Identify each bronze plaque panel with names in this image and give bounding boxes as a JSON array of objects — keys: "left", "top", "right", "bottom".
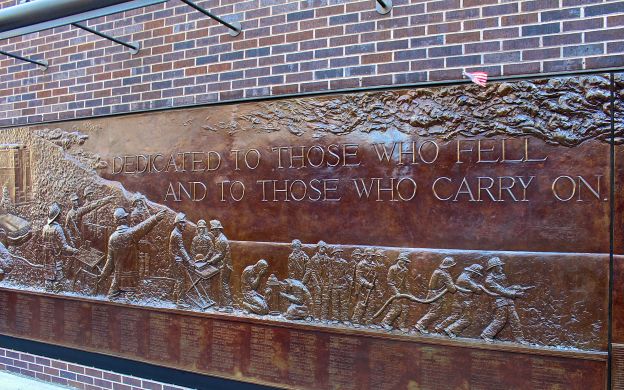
[
  {"left": 0, "top": 74, "right": 621, "bottom": 389},
  {"left": 0, "top": 289, "right": 608, "bottom": 389}
]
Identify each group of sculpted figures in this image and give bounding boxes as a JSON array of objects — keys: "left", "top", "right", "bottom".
[
  {"left": 31, "top": 187, "right": 532, "bottom": 344},
  {"left": 40, "top": 190, "right": 235, "bottom": 310},
  {"left": 241, "top": 240, "right": 533, "bottom": 343}
]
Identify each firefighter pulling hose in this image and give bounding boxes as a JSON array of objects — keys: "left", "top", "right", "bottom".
[{"left": 372, "top": 284, "right": 507, "bottom": 320}]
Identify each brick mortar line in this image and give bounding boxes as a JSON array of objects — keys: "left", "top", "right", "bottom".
[
  {"left": 6, "top": 12, "right": 624, "bottom": 54},
  {"left": 0, "top": 56, "right": 619, "bottom": 108},
  {"left": 0, "top": 347, "right": 188, "bottom": 390},
  {"left": 5, "top": 38, "right": 618, "bottom": 83},
  {"left": 8, "top": 53, "right": 621, "bottom": 112},
  {"left": 2, "top": 4, "right": 623, "bottom": 49},
  {"left": 2, "top": 22, "right": 622, "bottom": 73}
]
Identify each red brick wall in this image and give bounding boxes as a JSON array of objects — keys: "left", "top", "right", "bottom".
[
  {"left": 0, "top": 0, "right": 623, "bottom": 126},
  {"left": 0, "top": 347, "right": 189, "bottom": 390}
]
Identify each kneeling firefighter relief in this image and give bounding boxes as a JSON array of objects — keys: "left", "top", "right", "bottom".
[{"left": 0, "top": 74, "right": 622, "bottom": 388}]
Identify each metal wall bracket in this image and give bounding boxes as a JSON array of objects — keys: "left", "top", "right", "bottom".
[
  {"left": 0, "top": 49, "right": 48, "bottom": 70},
  {"left": 376, "top": 0, "right": 392, "bottom": 14},
  {"left": 0, "top": 0, "right": 167, "bottom": 41},
  {"left": 180, "top": 0, "right": 241, "bottom": 37},
  {"left": 72, "top": 23, "right": 140, "bottom": 54}
]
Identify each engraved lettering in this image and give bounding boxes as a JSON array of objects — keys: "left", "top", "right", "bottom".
[
  {"left": 343, "top": 144, "right": 360, "bottom": 167},
  {"left": 152, "top": 153, "right": 165, "bottom": 172},
  {"left": 245, "top": 149, "right": 261, "bottom": 170},
  {"left": 419, "top": 140, "right": 439, "bottom": 164},
  {"left": 453, "top": 177, "right": 476, "bottom": 202},
  {"left": 164, "top": 182, "right": 180, "bottom": 202},
  {"left": 432, "top": 176, "right": 453, "bottom": 201},
  {"left": 190, "top": 181, "right": 207, "bottom": 202},
  {"left": 552, "top": 175, "right": 576, "bottom": 201},
  {"left": 501, "top": 138, "right": 524, "bottom": 163},
  {"left": 326, "top": 144, "right": 341, "bottom": 167},
  {"left": 231, "top": 149, "right": 241, "bottom": 171},
  {"left": 516, "top": 175, "right": 534, "bottom": 201},
  {"left": 307, "top": 145, "right": 325, "bottom": 168},
  {"left": 112, "top": 156, "right": 123, "bottom": 174},
  {"left": 477, "top": 176, "right": 497, "bottom": 201},
  {"left": 191, "top": 151, "right": 205, "bottom": 172},
  {"left": 372, "top": 143, "right": 397, "bottom": 163},
  {"left": 456, "top": 140, "right": 474, "bottom": 164},
  {"left": 352, "top": 178, "right": 375, "bottom": 199},
  {"left": 524, "top": 138, "right": 548, "bottom": 162},
  {"left": 396, "top": 177, "right": 417, "bottom": 201},
  {"left": 220, "top": 180, "right": 245, "bottom": 202},
  {"left": 577, "top": 175, "right": 602, "bottom": 201},
  {"left": 477, "top": 140, "right": 500, "bottom": 163},
  {"left": 290, "top": 146, "right": 305, "bottom": 168},
  {"left": 552, "top": 175, "right": 602, "bottom": 201},
  {"left": 498, "top": 176, "right": 519, "bottom": 201},
  {"left": 271, "top": 146, "right": 288, "bottom": 169}
]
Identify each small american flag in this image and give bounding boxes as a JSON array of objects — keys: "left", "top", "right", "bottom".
[{"left": 462, "top": 70, "right": 488, "bottom": 87}]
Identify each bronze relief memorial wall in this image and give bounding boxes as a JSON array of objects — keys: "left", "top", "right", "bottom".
[{"left": 0, "top": 74, "right": 621, "bottom": 389}]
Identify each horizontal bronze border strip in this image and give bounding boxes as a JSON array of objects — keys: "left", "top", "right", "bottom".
[{"left": 0, "top": 286, "right": 608, "bottom": 362}]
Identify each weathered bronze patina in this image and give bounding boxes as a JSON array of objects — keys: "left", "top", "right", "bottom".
[{"left": 0, "top": 74, "right": 621, "bottom": 389}]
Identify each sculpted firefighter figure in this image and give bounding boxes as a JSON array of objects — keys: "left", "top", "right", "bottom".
[
  {"left": 208, "top": 220, "right": 233, "bottom": 312},
  {"left": 65, "top": 190, "right": 113, "bottom": 248},
  {"left": 82, "top": 187, "right": 101, "bottom": 225},
  {"left": 190, "top": 219, "right": 214, "bottom": 264},
  {"left": 42, "top": 203, "right": 78, "bottom": 291},
  {"left": 98, "top": 207, "right": 165, "bottom": 299},
  {"left": 241, "top": 259, "right": 270, "bottom": 315},
  {"left": 82, "top": 187, "right": 112, "bottom": 249},
  {"left": 437, "top": 264, "right": 484, "bottom": 338},
  {"left": 329, "top": 248, "right": 353, "bottom": 323},
  {"left": 287, "top": 239, "right": 309, "bottom": 281},
  {"left": 130, "top": 193, "right": 150, "bottom": 226},
  {"left": 415, "top": 256, "right": 458, "bottom": 334},
  {"left": 381, "top": 253, "right": 412, "bottom": 331},
  {"left": 480, "top": 257, "right": 530, "bottom": 343},
  {"left": 0, "top": 229, "right": 12, "bottom": 281},
  {"left": 170, "top": 212, "right": 192, "bottom": 308},
  {"left": 280, "top": 278, "right": 312, "bottom": 320},
  {"left": 130, "top": 193, "right": 153, "bottom": 277},
  {"left": 352, "top": 248, "right": 377, "bottom": 326},
  {"left": 302, "top": 241, "right": 331, "bottom": 320}
]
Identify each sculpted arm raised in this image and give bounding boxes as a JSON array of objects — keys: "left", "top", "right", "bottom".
[
  {"left": 485, "top": 275, "right": 519, "bottom": 298},
  {"left": 76, "top": 195, "right": 115, "bottom": 218},
  {"left": 128, "top": 210, "right": 166, "bottom": 242}
]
